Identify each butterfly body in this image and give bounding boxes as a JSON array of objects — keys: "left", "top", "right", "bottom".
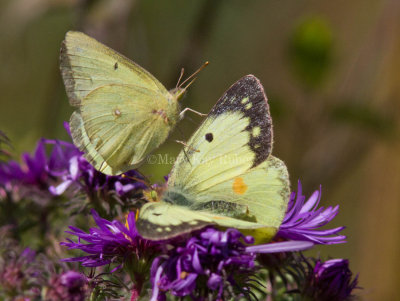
[
  {"left": 61, "top": 31, "right": 182, "bottom": 175},
  {"left": 136, "top": 75, "right": 290, "bottom": 243}
]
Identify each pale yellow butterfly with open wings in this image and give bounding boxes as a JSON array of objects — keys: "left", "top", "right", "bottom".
[{"left": 136, "top": 75, "right": 290, "bottom": 243}]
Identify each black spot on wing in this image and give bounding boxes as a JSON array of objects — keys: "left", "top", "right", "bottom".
[
  {"left": 114, "top": 62, "right": 118, "bottom": 70},
  {"left": 209, "top": 75, "right": 272, "bottom": 167},
  {"left": 205, "top": 133, "right": 213, "bottom": 142}
]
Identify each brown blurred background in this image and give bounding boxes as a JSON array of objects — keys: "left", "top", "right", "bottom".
[{"left": 0, "top": 0, "right": 399, "bottom": 299}]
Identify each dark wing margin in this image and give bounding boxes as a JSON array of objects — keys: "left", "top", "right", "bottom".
[
  {"left": 209, "top": 75, "right": 272, "bottom": 168},
  {"left": 136, "top": 203, "right": 211, "bottom": 241},
  {"left": 136, "top": 218, "right": 210, "bottom": 241}
]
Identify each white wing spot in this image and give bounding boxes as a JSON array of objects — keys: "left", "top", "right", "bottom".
[
  {"left": 241, "top": 97, "right": 249, "bottom": 104},
  {"left": 165, "top": 227, "right": 171, "bottom": 232},
  {"left": 156, "top": 227, "right": 163, "bottom": 232},
  {"left": 189, "top": 221, "right": 198, "bottom": 225},
  {"left": 252, "top": 126, "right": 261, "bottom": 137},
  {"left": 245, "top": 103, "right": 253, "bottom": 110}
]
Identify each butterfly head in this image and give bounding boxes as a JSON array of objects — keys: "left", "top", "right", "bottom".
[
  {"left": 142, "top": 183, "right": 168, "bottom": 203},
  {"left": 170, "top": 61, "right": 209, "bottom": 102},
  {"left": 169, "top": 87, "right": 187, "bottom": 102}
]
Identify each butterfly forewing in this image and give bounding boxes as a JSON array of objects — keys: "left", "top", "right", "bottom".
[
  {"left": 168, "top": 75, "right": 272, "bottom": 190},
  {"left": 60, "top": 31, "right": 169, "bottom": 105}
]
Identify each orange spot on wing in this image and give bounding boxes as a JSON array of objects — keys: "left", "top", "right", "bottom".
[{"left": 233, "top": 177, "right": 248, "bottom": 195}]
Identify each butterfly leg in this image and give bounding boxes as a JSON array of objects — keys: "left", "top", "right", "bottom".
[
  {"left": 175, "top": 140, "right": 200, "bottom": 152},
  {"left": 179, "top": 108, "right": 207, "bottom": 120}
]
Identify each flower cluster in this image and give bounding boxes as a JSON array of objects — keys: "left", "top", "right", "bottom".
[
  {"left": 151, "top": 228, "right": 257, "bottom": 300},
  {"left": 49, "top": 125, "right": 146, "bottom": 203},
  {"left": 62, "top": 210, "right": 159, "bottom": 269},
  {"left": 0, "top": 138, "right": 78, "bottom": 203},
  {"left": 0, "top": 129, "right": 359, "bottom": 300},
  {"left": 60, "top": 179, "right": 353, "bottom": 300},
  {"left": 0, "top": 124, "right": 146, "bottom": 216}
]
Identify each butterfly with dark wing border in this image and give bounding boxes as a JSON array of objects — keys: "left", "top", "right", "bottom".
[{"left": 136, "top": 75, "right": 290, "bottom": 243}]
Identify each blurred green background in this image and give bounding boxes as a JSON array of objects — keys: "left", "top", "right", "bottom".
[{"left": 1, "top": 0, "right": 399, "bottom": 299}]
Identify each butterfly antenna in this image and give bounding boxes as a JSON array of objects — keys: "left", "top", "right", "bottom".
[
  {"left": 134, "top": 169, "right": 152, "bottom": 185},
  {"left": 121, "top": 174, "right": 151, "bottom": 188},
  {"left": 181, "top": 77, "right": 197, "bottom": 92},
  {"left": 178, "top": 61, "right": 209, "bottom": 90},
  {"left": 176, "top": 68, "right": 185, "bottom": 89}
]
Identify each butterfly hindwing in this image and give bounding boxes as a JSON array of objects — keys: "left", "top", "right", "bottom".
[
  {"left": 191, "top": 155, "right": 290, "bottom": 242},
  {"left": 191, "top": 156, "right": 289, "bottom": 225},
  {"left": 136, "top": 202, "right": 212, "bottom": 240},
  {"left": 70, "top": 84, "right": 176, "bottom": 174},
  {"left": 137, "top": 201, "right": 273, "bottom": 241},
  {"left": 139, "top": 156, "right": 289, "bottom": 241}
]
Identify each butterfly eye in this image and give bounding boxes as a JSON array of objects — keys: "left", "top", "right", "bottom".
[{"left": 205, "top": 133, "right": 213, "bottom": 142}]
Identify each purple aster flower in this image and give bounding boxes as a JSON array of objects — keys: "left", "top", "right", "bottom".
[
  {"left": 150, "top": 227, "right": 258, "bottom": 301},
  {"left": 62, "top": 209, "right": 158, "bottom": 267},
  {"left": 45, "top": 271, "right": 88, "bottom": 301},
  {"left": 277, "top": 180, "right": 346, "bottom": 245},
  {"left": 0, "top": 138, "right": 78, "bottom": 203},
  {"left": 49, "top": 123, "right": 147, "bottom": 206},
  {"left": 49, "top": 149, "right": 145, "bottom": 201},
  {"left": 62, "top": 209, "right": 160, "bottom": 296},
  {"left": 0, "top": 122, "right": 145, "bottom": 206},
  {"left": 302, "top": 258, "right": 359, "bottom": 301}
]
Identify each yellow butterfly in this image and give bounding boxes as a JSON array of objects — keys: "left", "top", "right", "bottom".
[
  {"left": 136, "top": 75, "right": 290, "bottom": 243},
  {"left": 60, "top": 31, "right": 205, "bottom": 175}
]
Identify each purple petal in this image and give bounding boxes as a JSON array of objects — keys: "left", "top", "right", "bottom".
[
  {"left": 245, "top": 240, "right": 314, "bottom": 253},
  {"left": 278, "top": 180, "right": 346, "bottom": 245}
]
